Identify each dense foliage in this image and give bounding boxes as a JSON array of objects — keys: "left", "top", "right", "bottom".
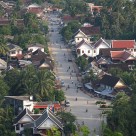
[
  {"left": 63, "top": 0, "right": 88, "bottom": 17},
  {"left": 61, "top": 20, "right": 81, "bottom": 41},
  {"left": 90, "top": 0, "right": 136, "bottom": 39},
  {"left": 76, "top": 56, "right": 88, "bottom": 71}
]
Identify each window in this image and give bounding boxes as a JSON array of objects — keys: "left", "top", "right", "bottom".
[
  {"left": 77, "top": 49, "right": 80, "bottom": 54},
  {"left": 21, "top": 124, "right": 23, "bottom": 127},
  {"left": 16, "top": 125, "right": 19, "bottom": 130},
  {"left": 82, "top": 50, "right": 84, "bottom": 53},
  {"left": 11, "top": 51, "right": 16, "bottom": 54},
  {"left": 88, "top": 50, "right": 90, "bottom": 53}
]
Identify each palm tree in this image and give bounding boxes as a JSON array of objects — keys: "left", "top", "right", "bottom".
[
  {"left": 35, "top": 70, "right": 55, "bottom": 101},
  {"left": 0, "top": 36, "right": 9, "bottom": 56}
]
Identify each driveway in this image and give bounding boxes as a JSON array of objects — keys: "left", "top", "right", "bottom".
[{"left": 47, "top": 12, "right": 104, "bottom": 136}]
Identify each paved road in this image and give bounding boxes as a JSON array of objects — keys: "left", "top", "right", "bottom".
[{"left": 47, "top": 12, "right": 104, "bottom": 136}]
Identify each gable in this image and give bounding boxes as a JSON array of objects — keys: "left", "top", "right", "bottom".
[
  {"left": 114, "top": 80, "right": 126, "bottom": 88},
  {"left": 77, "top": 42, "right": 92, "bottom": 50},
  {"left": 39, "top": 62, "right": 50, "bottom": 68},
  {"left": 75, "top": 31, "right": 87, "bottom": 38},
  {"left": 96, "top": 41, "right": 109, "bottom": 49},
  {"left": 127, "top": 55, "right": 136, "bottom": 60},
  {"left": 18, "top": 114, "right": 33, "bottom": 123},
  {"left": 38, "top": 118, "right": 57, "bottom": 129}
]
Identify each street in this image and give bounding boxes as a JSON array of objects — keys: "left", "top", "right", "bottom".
[{"left": 47, "top": 12, "right": 103, "bottom": 135}]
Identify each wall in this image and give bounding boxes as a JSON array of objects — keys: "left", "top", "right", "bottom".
[
  {"left": 94, "top": 42, "right": 110, "bottom": 57},
  {"left": 23, "top": 100, "right": 34, "bottom": 112},
  {"left": 9, "top": 50, "right": 22, "bottom": 57},
  {"left": 39, "top": 118, "right": 57, "bottom": 129},
  {"left": 77, "top": 43, "right": 93, "bottom": 57},
  {"left": 75, "top": 32, "right": 90, "bottom": 44}
]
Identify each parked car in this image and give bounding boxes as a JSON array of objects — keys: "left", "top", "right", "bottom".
[
  {"left": 61, "top": 81, "right": 65, "bottom": 87},
  {"left": 77, "top": 83, "right": 82, "bottom": 89},
  {"left": 68, "top": 58, "right": 72, "bottom": 62},
  {"left": 65, "top": 100, "right": 70, "bottom": 107}
]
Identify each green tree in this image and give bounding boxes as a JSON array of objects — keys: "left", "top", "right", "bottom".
[
  {"left": 80, "top": 125, "right": 90, "bottom": 136},
  {"left": 54, "top": 90, "right": 65, "bottom": 102},
  {"left": 35, "top": 70, "right": 55, "bottom": 101},
  {"left": 0, "top": 36, "right": 9, "bottom": 56},
  {"left": 76, "top": 56, "right": 88, "bottom": 71}
]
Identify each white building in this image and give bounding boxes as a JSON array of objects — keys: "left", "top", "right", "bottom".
[
  {"left": 27, "top": 43, "right": 45, "bottom": 52},
  {"left": 76, "top": 38, "right": 110, "bottom": 57},
  {"left": 7, "top": 43, "right": 22, "bottom": 58}
]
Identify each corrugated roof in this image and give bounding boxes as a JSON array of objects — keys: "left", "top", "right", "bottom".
[
  {"left": 80, "top": 26, "right": 101, "bottom": 36},
  {"left": 14, "top": 108, "right": 33, "bottom": 125},
  {"left": 100, "top": 74, "right": 120, "bottom": 87}
]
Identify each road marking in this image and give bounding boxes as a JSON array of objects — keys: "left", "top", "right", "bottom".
[{"left": 77, "top": 117, "right": 102, "bottom": 120}]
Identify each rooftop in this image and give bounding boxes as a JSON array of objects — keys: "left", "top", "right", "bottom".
[
  {"left": 80, "top": 26, "right": 101, "bottom": 36},
  {"left": 5, "top": 96, "right": 30, "bottom": 101},
  {"left": 112, "top": 40, "right": 135, "bottom": 49}
]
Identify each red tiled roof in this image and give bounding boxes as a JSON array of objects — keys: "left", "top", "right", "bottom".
[
  {"left": 80, "top": 26, "right": 101, "bottom": 36},
  {"left": 110, "top": 51, "right": 135, "bottom": 61},
  {"left": 28, "top": 8, "right": 42, "bottom": 14},
  {"left": 62, "top": 15, "right": 79, "bottom": 22},
  {"left": 16, "top": 54, "right": 24, "bottom": 60},
  {"left": 16, "top": 19, "right": 24, "bottom": 26},
  {"left": 0, "top": 18, "right": 11, "bottom": 25},
  {"left": 112, "top": 40, "right": 135, "bottom": 49}
]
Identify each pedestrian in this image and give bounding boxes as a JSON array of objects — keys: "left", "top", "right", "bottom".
[
  {"left": 86, "top": 109, "right": 88, "bottom": 112},
  {"left": 67, "top": 69, "right": 68, "bottom": 72},
  {"left": 64, "top": 53, "right": 65, "bottom": 56},
  {"left": 75, "top": 83, "right": 76, "bottom": 86},
  {"left": 69, "top": 66, "right": 70, "bottom": 69},
  {"left": 72, "top": 81, "right": 73, "bottom": 84}
]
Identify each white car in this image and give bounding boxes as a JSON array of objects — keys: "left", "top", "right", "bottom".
[{"left": 65, "top": 100, "right": 70, "bottom": 107}]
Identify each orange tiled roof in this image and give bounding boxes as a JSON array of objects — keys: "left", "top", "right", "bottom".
[
  {"left": 110, "top": 51, "right": 135, "bottom": 61},
  {"left": 112, "top": 40, "right": 135, "bottom": 49}
]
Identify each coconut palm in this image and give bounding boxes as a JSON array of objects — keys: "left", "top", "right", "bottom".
[
  {"left": 35, "top": 70, "right": 55, "bottom": 101},
  {"left": 0, "top": 36, "right": 9, "bottom": 56}
]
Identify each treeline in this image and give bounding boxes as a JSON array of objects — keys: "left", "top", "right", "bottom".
[{"left": 91, "top": 0, "right": 136, "bottom": 39}]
